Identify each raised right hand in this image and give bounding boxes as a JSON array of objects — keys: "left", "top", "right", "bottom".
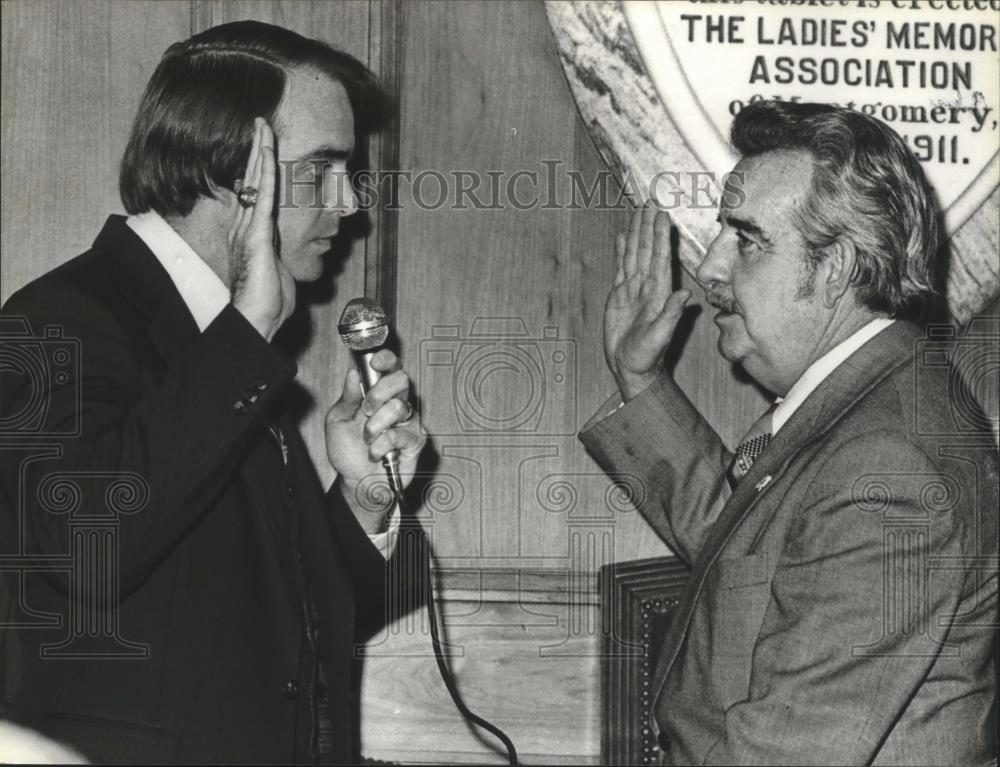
[
  {"left": 229, "top": 118, "right": 295, "bottom": 342},
  {"left": 604, "top": 204, "right": 690, "bottom": 401}
]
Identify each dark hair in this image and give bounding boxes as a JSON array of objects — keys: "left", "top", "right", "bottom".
[
  {"left": 730, "top": 101, "right": 939, "bottom": 318},
  {"left": 119, "top": 20, "right": 386, "bottom": 217}
]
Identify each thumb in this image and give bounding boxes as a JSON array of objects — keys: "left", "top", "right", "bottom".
[
  {"left": 650, "top": 289, "right": 691, "bottom": 339},
  {"left": 276, "top": 261, "right": 297, "bottom": 329},
  {"left": 328, "top": 367, "right": 363, "bottom": 422}
]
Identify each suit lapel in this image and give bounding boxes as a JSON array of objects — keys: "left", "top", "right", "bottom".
[
  {"left": 101, "top": 215, "right": 202, "bottom": 367},
  {"left": 650, "top": 321, "right": 921, "bottom": 704},
  {"left": 100, "top": 216, "right": 303, "bottom": 605}
]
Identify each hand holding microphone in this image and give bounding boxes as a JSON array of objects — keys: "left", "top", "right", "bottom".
[
  {"left": 335, "top": 303, "right": 518, "bottom": 766},
  {"left": 326, "top": 298, "right": 425, "bottom": 528}
]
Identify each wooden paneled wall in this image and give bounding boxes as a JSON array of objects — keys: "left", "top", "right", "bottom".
[
  {"left": 1, "top": 0, "right": 190, "bottom": 297},
  {"left": 0, "top": 0, "right": 376, "bottom": 492},
  {"left": 0, "top": 1, "right": 775, "bottom": 763},
  {"left": 0, "top": 0, "right": 769, "bottom": 575},
  {"left": 361, "top": 568, "right": 603, "bottom": 765}
]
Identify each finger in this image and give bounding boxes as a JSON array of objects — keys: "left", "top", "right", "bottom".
[
  {"left": 639, "top": 274, "right": 672, "bottom": 325},
  {"left": 362, "top": 370, "right": 410, "bottom": 413},
  {"left": 614, "top": 233, "right": 626, "bottom": 286},
  {"left": 234, "top": 124, "right": 263, "bottom": 236},
  {"left": 650, "top": 289, "right": 691, "bottom": 337},
  {"left": 243, "top": 118, "right": 262, "bottom": 187},
  {"left": 368, "top": 349, "right": 401, "bottom": 375},
  {"left": 635, "top": 204, "right": 656, "bottom": 275},
  {"left": 243, "top": 136, "right": 276, "bottom": 251},
  {"left": 276, "top": 258, "right": 297, "bottom": 326},
  {"left": 650, "top": 210, "right": 672, "bottom": 284},
  {"left": 624, "top": 206, "right": 642, "bottom": 276},
  {"left": 241, "top": 120, "right": 271, "bottom": 244},
  {"left": 251, "top": 119, "right": 270, "bottom": 191},
  {"left": 368, "top": 425, "right": 425, "bottom": 463},
  {"left": 228, "top": 202, "right": 243, "bottom": 246},
  {"left": 231, "top": 120, "right": 262, "bottom": 237},
  {"left": 398, "top": 426, "right": 427, "bottom": 459},
  {"left": 624, "top": 269, "right": 644, "bottom": 302},
  {"left": 363, "top": 397, "right": 412, "bottom": 444},
  {"left": 327, "top": 368, "right": 364, "bottom": 422},
  {"left": 255, "top": 123, "right": 276, "bottom": 215}
]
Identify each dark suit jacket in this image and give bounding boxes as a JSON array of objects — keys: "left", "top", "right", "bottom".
[
  {"left": 0, "top": 216, "right": 393, "bottom": 763},
  {"left": 581, "top": 321, "right": 997, "bottom": 765}
]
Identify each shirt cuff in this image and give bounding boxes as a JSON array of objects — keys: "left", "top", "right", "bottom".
[{"left": 367, "top": 502, "right": 401, "bottom": 560}]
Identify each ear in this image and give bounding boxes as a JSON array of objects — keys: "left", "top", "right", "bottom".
[
  {"left": 817, "top": 238, "right": 856, "bottom": 309},
  {"left": 206, "top": 175, "right": 241, "bottom": 210}
]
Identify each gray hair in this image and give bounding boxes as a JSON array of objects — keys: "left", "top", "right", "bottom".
[{"left": 731, "top": 101, "right": 939, "bottom": 318}]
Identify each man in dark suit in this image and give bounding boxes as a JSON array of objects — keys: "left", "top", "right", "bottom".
[
  {"left": 581, "top": 101, "right": 997, "bottom": 764},
  {"left": 0, "top": 21, "right": 425, "bottom": 763}
]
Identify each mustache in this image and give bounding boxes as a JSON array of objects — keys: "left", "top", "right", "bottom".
[{"left": 705, "top": 289, "right": 738, "bottom": 313}]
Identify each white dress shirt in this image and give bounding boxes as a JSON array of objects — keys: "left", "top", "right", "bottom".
[
  {"left": 601, "top": 317, "right": 895, "bottom": 442},
  {"left": 771, "top": 317, "right": 895, "bottom": 434},
  {"left": 126, "top": 211, "right": 398, "bottom": 557}
]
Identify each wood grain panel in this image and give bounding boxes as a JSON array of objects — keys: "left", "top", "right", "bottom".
[
  {"left": 194, "top": 0, "right": 371, "bottom": 34},
  {"left": 394, "top": 0, "right": 670, "bottom": 569},
  {"left": 360, "top": 568, "right": 602, "bottom": 764},
  {"left": 0, "top": 0, "right": 189, "bottom": 302}
]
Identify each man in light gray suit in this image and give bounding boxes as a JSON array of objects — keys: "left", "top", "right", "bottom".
[{"left": 580, "top": 101, "right": 997, "bottom": 765}]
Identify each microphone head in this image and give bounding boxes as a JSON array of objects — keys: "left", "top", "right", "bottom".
[{"left": 338, "top": 297, "right": 389, "bottom": 351}]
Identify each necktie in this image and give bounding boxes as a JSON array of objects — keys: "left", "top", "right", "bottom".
[{"left": 729, "top": 403, "right": 777, "bottom": 484}]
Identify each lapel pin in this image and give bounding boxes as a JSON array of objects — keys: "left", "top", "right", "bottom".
[{"left": 755, "top": 475, "right": 773, "bottom": 493}]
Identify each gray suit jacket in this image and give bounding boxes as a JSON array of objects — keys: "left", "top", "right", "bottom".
[{"left": 580, "top": 321, "right": 997, "bottom": 765}]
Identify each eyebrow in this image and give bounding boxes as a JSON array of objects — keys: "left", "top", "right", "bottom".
[
  {"left": 293, "top": 145, "right": 354, "bottom": 164},
  {"left": 717, "top": 212, "right": 773, "bottom": 247}
]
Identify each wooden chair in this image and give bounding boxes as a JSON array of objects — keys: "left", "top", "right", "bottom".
[{"left": 599, "top": 557, "right": 690, "bottom": 766}]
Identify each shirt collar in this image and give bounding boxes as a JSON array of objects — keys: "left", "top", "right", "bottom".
[
  {"left": 771, "top": 317, "right": 895, "bottom": 434},
  {"left": 126, "top": 211, "right": 230, "bottom": 332}
]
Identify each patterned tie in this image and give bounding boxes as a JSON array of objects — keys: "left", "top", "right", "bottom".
[{"left": 729, "top": 403, "right": 777, "bottom": 484}]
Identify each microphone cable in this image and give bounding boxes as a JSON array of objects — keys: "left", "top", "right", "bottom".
[
  {"left": 338, "top": 298, "right": 517, "bottom": 764},
  {"left": 391, "top": 488, "right": 519, "bottom": 766}
]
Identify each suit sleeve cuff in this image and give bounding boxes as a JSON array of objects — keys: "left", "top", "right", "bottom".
[{"left": 367, "top": 503, "right": 401, "bottom": 560}]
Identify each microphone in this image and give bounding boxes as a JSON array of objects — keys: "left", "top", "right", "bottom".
[
  {"left": 338, "top": 305, "right": 519, "bottom": 766},
  {"left": 337, "top": 297, "right": 403, "bottom": 497}
]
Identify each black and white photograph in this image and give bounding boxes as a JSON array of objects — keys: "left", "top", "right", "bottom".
[{"left": 1, "top": 1, "right": 997, "bottom": 764}]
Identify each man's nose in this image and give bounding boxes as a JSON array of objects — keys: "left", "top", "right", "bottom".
[
  {"left": 696, "top": 234, "right": 732, "bottom": 289},
  {"left": 326, "top": 172, "right": 359, "bottom": 217}
]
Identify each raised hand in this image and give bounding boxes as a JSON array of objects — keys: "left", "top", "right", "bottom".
[
  {"left": 604, "top": 204, "right": 690, "bottom": 400},
  {"left": 229, "top": 118, "right": 296, "bottom": 341},
  {"left": 324, "top": 350, "right": 427, "bottom": 532}
]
